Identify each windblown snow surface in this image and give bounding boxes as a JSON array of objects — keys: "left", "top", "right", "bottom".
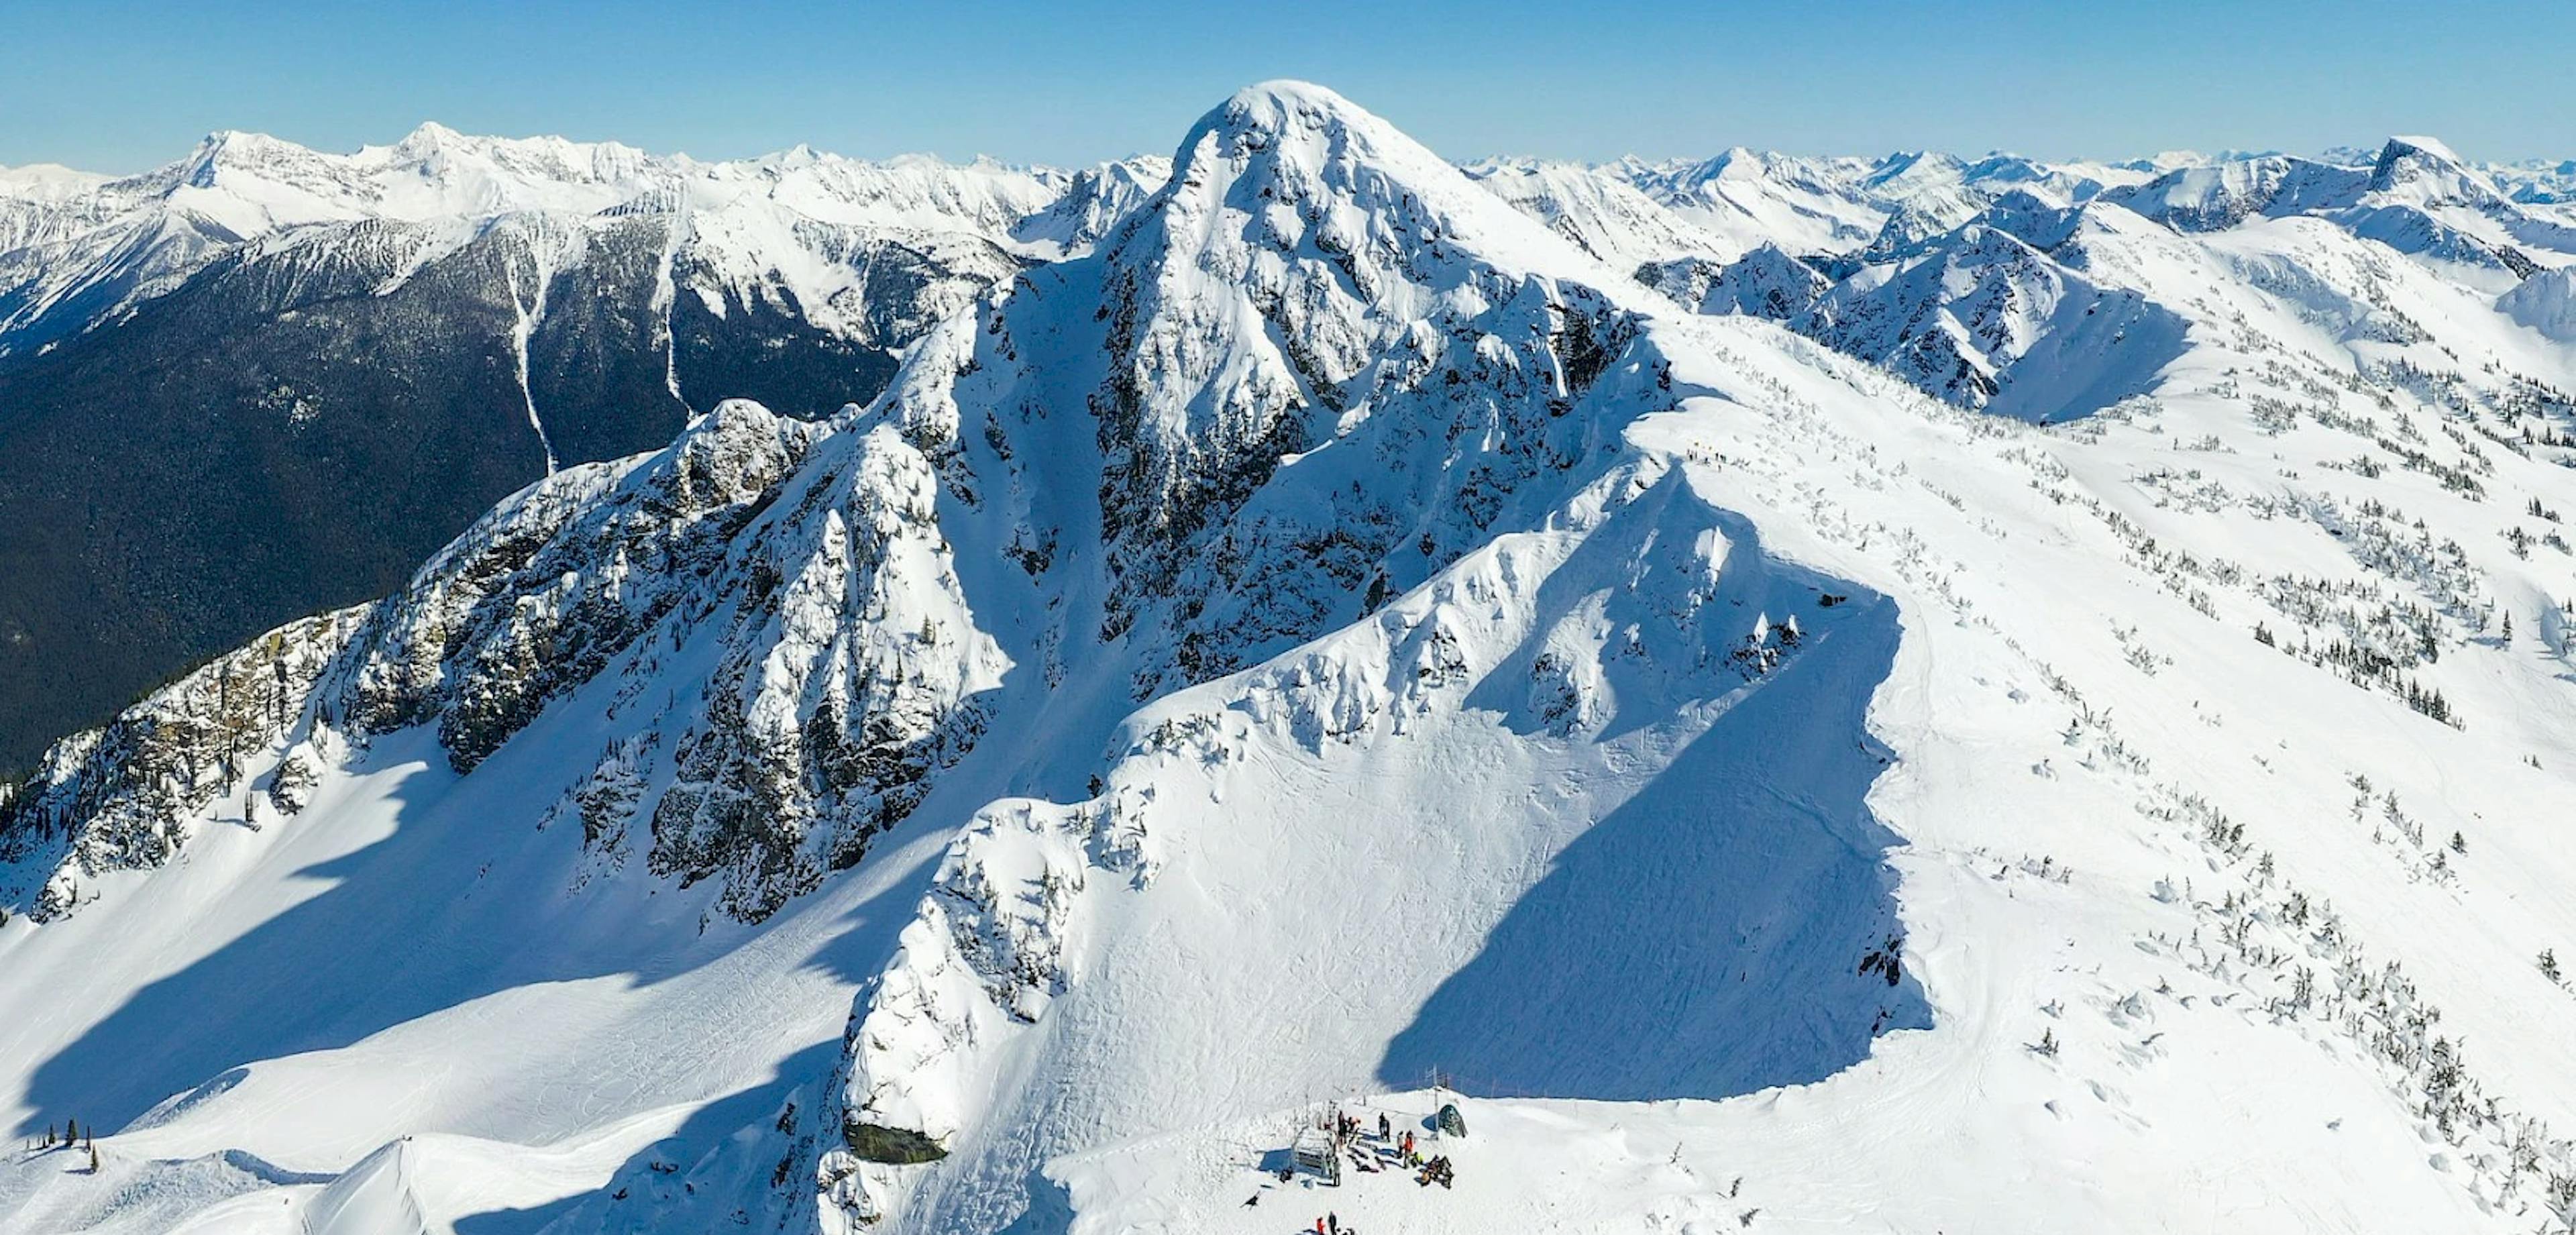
[{"left": 6, "top": 83, "right": 2576, "bottom": 1235}]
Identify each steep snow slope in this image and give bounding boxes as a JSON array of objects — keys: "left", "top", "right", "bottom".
[
  {"left": 2504, "top": 267, "right": 2576, "bottom": 341},
  {"left": 5, "top": 84, "right": 2576, "bottom": 1235}
]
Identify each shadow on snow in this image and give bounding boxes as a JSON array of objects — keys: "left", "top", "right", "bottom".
[
  {"left": 16, "top": 722, "right": 935, "bottom": 1142},
  {"left": 1381, "top": 511, "right": 1930, "bottom": 1101}
]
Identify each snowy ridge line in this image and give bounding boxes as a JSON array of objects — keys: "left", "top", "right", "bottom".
[
  {"left": 1487, "top": 129, "right": 2576, "bottom": 437},
  {"left": 795, "top": 74, "right": 1942, "bottom": 1218},
  {"left": 0, "top": 127, "right": 1175, "bottom": 360},
  {"left": 6, "top": 79, "right": 2576, "bottom": 1235},
  {"left": 820, "top": 472, "right": 1904, "bottom": 1229}
]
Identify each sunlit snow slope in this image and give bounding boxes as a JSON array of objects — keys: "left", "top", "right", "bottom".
[{"left": 4, "top": 83, "right": 2576, "bottom": 1235}]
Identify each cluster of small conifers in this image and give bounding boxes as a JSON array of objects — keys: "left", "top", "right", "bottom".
[{"left": 27, "top": 1117, "right": 99, "bottom": 1173}]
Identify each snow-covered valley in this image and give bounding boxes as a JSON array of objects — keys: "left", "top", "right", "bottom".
[{"left": 5, "top": 82, "right": 2576, "bottom": 1234}]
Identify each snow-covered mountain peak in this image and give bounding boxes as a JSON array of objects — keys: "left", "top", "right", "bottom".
[
  {"left": 367, "top": 122, "right": 663, "bottom": 199},
  {"left": 1862, "top": 148, "right": 1966, "bottom": 189},
  {"left": 182, "top": 127, "right": 309, "bottom": 167},
  {"left": 2117, "top": 148, "right": 2212, "bottom": 173},
  {"left": 882, "top": 151, "right": 1009, "bottom": 172},
  {"left": 1174, "top": 80, "right": 1451, "bottom": 201},
  {"left": 385, "top": 119, "right": 470, "bottom": 158},
  {"left": 2379, "top": 133, "right": 2474, "bottom": 170},
  {"left": 162, "top": 127, "right": 356, "bottom": 197},
  {"left": 1695, "top": 145, "right": 1774, "bottom": 182},
  {"left": 953, "top": 78, "right": 1646, "bottom": 695},
  {"left": 2369, "top": 133, "right": 2508, "bottom": 207},
  {"left": 1106, "top": 75, "right": 1617, "bottom": 378},
  {"left": 0, "top": 162, "right": 109, "bottom": 200}
]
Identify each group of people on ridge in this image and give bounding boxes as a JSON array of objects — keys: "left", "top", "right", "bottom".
[{"left": 1293, "top": 1104, "right": 1460, "bottom": 1233}]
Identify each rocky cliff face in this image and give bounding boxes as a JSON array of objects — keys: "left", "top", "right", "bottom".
[
  {"left": 2, "top": 396, "right": 990, "bottom": 924},
  {"left": 0, "top": 606, "right": 364, "bottom": 920}
]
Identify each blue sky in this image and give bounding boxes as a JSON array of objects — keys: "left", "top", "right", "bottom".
[{"left": 2, "top": 0, "right": 2568, "bottom": 172}]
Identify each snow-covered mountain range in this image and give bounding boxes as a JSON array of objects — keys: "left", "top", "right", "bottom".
[
  {"left": 5, "top": 83, "right": 2576, "bottom": 1234},
  {"left": 0, "top": 127, "right": 1168, "bottom": 773},
  {"left": 0, "top": 123, "right": 1165, "bottom": 360}
]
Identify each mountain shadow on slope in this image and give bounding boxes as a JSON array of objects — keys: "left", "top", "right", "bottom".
[
  {"left": 13, "top": 719, "right": 937, "bottom": 1141},
  {"left": 1380, "top": 582, "right": 1929, "bottom": 1100}
]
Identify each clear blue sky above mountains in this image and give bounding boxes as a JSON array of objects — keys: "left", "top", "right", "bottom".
[{"left": 3, "top": 0, "right": 2567, "bottom": 172}]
